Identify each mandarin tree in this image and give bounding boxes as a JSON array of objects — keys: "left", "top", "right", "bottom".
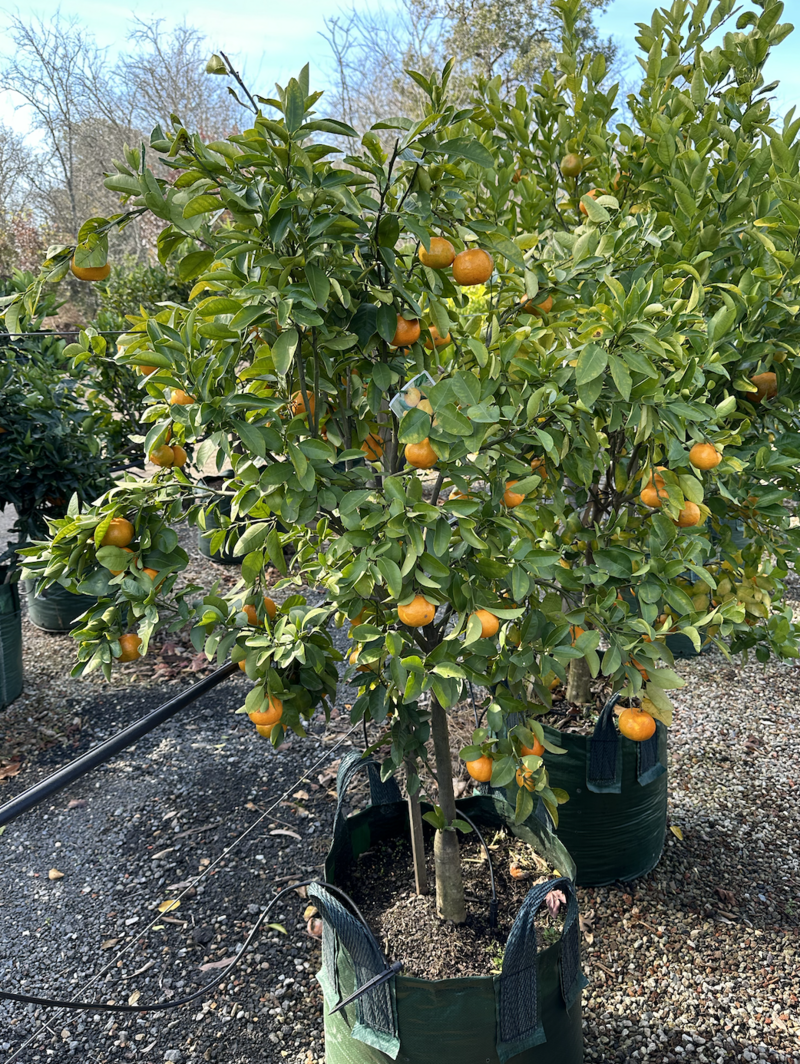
[{"left": 9, "top": 0, "right": 800, "bottom": 925}]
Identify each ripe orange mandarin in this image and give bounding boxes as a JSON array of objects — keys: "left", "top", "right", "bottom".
[
  {"left": 472, "top": 608, "right": 499, "bottom": 638},
  {"left": 71, "top": 259, "right": 110, "bottom": 281},
  {"left": 397, "top": 595, "right": 436, "bottom": 627},
  {"left": 466, "top": 756, "right": 493, "bottom": 783},
  {"left": 618, "top": 706, "right": 656, "bottom": 741},
  {"left": 418, "top": 237, "right": 456, "bottom": 269},
  {"left": 149, "top": 444, "right": 175, "bottom": 467},
  {"left": 424, "top": 324, "right": 451, "bottom": 349},
  {"left": 689, "top": 442, "right": 721, "bottom": 470},
  {"left": 452, "top": 248, "right": 494, "bottom": 286},
  {"left": 101, "top": 518, "right": 134, "bottom": 548},
  {"left": 391, "top": 315, "right": 421, "bottom": 348},
  {"left": 249, "top": 696, "right": 283, "bottom": 727},
  {"left": 405, "top": 438, "right": 437, "bottom": 469},
  {"left": 503, "top": 480, "right": 525, "bottom": 507},
  {"left": 117, "top": 633, "right": 142, "bottom": 662}
]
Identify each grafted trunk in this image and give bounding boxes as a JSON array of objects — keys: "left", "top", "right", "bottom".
[
  {"left": 429, "top": 694, "right": 466, "bottom": 923},
  {"left": 567, "top": 656, "right": 592, "bottom": 705}
]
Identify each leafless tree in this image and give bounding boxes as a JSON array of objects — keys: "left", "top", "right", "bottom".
[
  {"left": 118, "top": 19, "right": 245, "bottom": 140},
  {"left": 323, "top": 0, "right": 618, "bottom": 131}
]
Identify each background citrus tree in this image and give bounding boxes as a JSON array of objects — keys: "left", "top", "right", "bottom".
[{"left": 8, "top": 0, "right": 800, "bottom": 923}]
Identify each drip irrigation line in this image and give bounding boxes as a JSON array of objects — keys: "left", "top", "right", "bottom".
[
  {"left": 454, "top": 808, "right": 498, "bottom": 928},
  {"left": 2, "top": 719, "right": 362, "bottom": 1062}
]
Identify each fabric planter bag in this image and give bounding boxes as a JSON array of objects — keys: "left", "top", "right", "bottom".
[
  {"left": 0, "top": 582, "right": 24, "bottom": 709},
  {"left": 314, "top": 751, "right": 586, "bottom": 1064},
  {"left": 24, "top": 581, "right": 95, "bottom": 634},
  {"left": 542, "top": 695, "right": 668, "bottom": 886}
]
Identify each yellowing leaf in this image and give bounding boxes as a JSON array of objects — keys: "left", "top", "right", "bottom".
[
  {"left": 670, "top": 825, "right": 684, "bottom": 841},
  {"left": 158, "top": 899, "right": 181, "bottom": 913},
  {"left": 128, "top": 990, "right": 140, "bottom": 1006},
  {"left": 643, "top": 686, "right": 674, "bottom": 724}
]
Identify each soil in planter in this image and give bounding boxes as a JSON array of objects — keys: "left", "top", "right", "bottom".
[{"left": 339, "top": 826, "right": 564, "bottom": 979}]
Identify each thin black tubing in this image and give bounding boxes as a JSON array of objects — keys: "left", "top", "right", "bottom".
[
  {"left": 0, "top": 880, "right": 380, "bottom": 1013},
  {"left": 0, "top": 661, "right": 239, "bottom": 828},
  {"left": 454, "top": 808, "right": 497, "bottom": 910}
]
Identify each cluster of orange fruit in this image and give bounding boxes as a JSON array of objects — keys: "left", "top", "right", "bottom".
[
  {"left": 247, "top": 694, "right": 284, "bottom": 739},
  {"left": 638, "top": 442, "right": 724, "bottom": 526},
  {"left": 418, "top": 237, "right": 494, "bottom": 287},
  {"left": 99, "top": 517, "right": 165, "bottom": 663}
]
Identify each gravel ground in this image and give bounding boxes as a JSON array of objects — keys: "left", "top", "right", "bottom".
[{"left": 1, "top": 529, "right": 799, "bottom": 1062}]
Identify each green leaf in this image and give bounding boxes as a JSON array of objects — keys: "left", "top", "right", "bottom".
[
  {"left": 178, "top": 250, "right": 214, "bottom": 281},
  {"left": 273, "top": 328, "right": 298, "bottom": 375},
  {"left": 608, "top": 353, "right": 632, "bottom": 400},
  {"left": 305, "top": 264, "right": 330, "bottom": 308},
  {"left": 440, "top": 137, "right": 494, "bottom": 168},
  {"left": 377, "top": 557, "right": 403, "bottom": 599},
  {"left": 233, "top": 523, "right": 269, "bottom": 557},
  {"left": 284, "top": 79, "right": 305, "bottom": 133},
  {"left": 183, "top": 194, "right": 221, "bottom": 218},
  {"left": 266, "top": 527, "right": 287, "bottom": 575},
  {"left": 575, "top": 343, "right": 608, "bottom": 385},
  {"left": 580, "top": 194, "right": 610, "bottom": 223},
  {"left": 399, "top": 408, "right": 431, "bottom": 444},
  {"left": 233, "top": 419, "right": 267, "bottom": 459}
]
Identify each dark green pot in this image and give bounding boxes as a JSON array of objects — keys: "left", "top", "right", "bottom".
[
  {"left": 24, "top": 582, "right": 96, "bottom": 634},
  {"left": 196, "top": 509, "right": 239, "bottom": 565},
  {"left": 542, "top": 722, "right": 668, "bottom": 886},
  {"left": 320, "top": 770, "right": 585, "bottom": 1064},
  {"left": 0, "top": 583, "right": 23, "bottom": 709}
]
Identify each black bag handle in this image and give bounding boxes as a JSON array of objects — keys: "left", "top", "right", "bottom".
[
  {"left": 587, "top": 692, "right": 622, "bottom": 793},
  {"left": 496, "top": 875, "right": 586, "bottom": 1062},
  {"left": 334, "top": 749, "right": 402, "bottom": 828}
]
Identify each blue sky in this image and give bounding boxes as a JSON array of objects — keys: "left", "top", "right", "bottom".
[{"left": 1, "top": 0, "right": 798, "bottom": 131}]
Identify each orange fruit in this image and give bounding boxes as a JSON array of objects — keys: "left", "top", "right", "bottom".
[
  {"left": 530, "top": 456, "right": 548, "bottom": 480},
  {"left": 631, "top": 658, "right": 650, "bottom": 681},
  {"left": 466, "top": 756, "right": 493, "bottom": 783},
  {"left": 689, "top": 443, "right": 721, "bottom": 470},
  {"left": 521, "top": 737, "right": 545, "bottom": 757},
  {"left": 560, "top": 153, "right": 584, "bottom": 178},
  {"left": 137, "top": 365, "right": 158, "bottom": 376},
  {"left": 520, "top": 294, "right": 553, "bottom": 316},
  {"left": 418, "top": 237, "right": 456, "bottom": 269},
  {"left": 579, "top": 189, "right": 600, "bottom": 215},
  {"left": 397, "top": 595, "right": 436, "bottom": 627},
  {"left": 391, "top": 315, "right": 421, "bottom": 348},
  {"left": 452, "top": 248, "right": 494, "bottom": 286},
  {"left": 149, "top": 444, "right": 175, "bottom": 467},
  {"left": 263, "top": 596, "right": 277, "bottom": 620},
  {"left": 170, "top": 390, "right": 194, "bottom": 405},
  {"left": 349, "top": 648, "right": 372, "bottom": 673},
  {"left": 171, "top": 444, "right": 187, "bottom": 467},
  {"left": 255, "top": 724, "right": 278, "bottom": 738},
  {"left": 117, "top": 633, "right": 142, "bottom": 662},
  {"left": 291, "top": 390, "right": 316, "bottom": 418},
  {"left": 471, "top": 609, "right": 499, "bottom": 638},
  {"left": 424, "top": 325, "right": 451, "bottom": 349},
  {"left": 101, "top": 518, "right": 134, "bottom": 548},
  {"left": 142, "top": 567, "right": 159, "bottom": 581},
  {"left": 503, "top": 480, "right": 525, "bottom": 507},
  {"left": 109, "top": 547, "right": 134, "bottom": 575},
  {"left": 405, "top": 438, "right": 437, "bottom": 469},
  {"left": 71, "top": 259, "right": 110, "bottom": 281},
  {"left": 243, "top": 604, "right": 260, "bottom": 626},
  {"left": 618, "top": 706, "right": 656, "bottom": 741},
  {"left": 361, "top": 433, "right": 384, "bottom": 461},
  {"left": 238, "top": 658, "right": 248, "bottom": 672},
  {"left": 675, "top": 501, "right": 701, "bottom": 528},
  {"left": 570, "top": 625, "right": 585, "bottom": 644},
  {"left": 748, "top": 372, "right": 777, "bottom": 403},
  {"left": 515, "top": 766, "right": 536, "bottom": 791},
  {"left": 640, "top": 471, "right": 666, "bottom": 508},
  {"left": 249, "top": 695, "right": 283, "bottom": 727}
]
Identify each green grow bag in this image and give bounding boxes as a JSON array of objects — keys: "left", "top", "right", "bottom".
[
  {"left": 24, "top": 581, "right": 95, "bottom": 633},
  {"left": 542, "top": 696, "right": 668, "bottom": 887},
  {"left": 314, "top": 752, "right": 586, "bottom": 1064},
  {"left": 0, "top": 582, "right": 23, "bottom": 709}
]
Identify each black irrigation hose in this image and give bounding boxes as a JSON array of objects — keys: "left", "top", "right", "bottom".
[
  {"left": 455, "top": 808, "right": 498, "bottom": 928},
  {"left": 0, "top": 880, "right": 379, "bottom": 1014}
]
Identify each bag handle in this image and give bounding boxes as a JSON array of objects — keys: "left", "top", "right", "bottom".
[
  {"left": 586, "top": 692, "right": 622, "bottom": 793},
  {"left": 309, "top": 882, "right": 400, "bottom": 1056},
  {"left": 334, "top": 749, "right": 402, "bottom": 827},
  {"left": 496, "top": 875, "right": 586, "bottom": 1063}
]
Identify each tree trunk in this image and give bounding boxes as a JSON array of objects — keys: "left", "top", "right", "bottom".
[
  {"left": 429, "top": 694, "right": 466, "bottom": 923},
  {"left": 567, "top": 656, "right": 592, "bottom": 705}
]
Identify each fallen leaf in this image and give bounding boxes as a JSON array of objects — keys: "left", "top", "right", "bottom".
[
  {"left": 269, "top": 828, "right": 301, "bottom": 841},
  {"left": 669, "top": 825, "right": 684, "bottom": 840},
  {"left": 101, "top": 938, "right": 119, "bottom": 950},
  {"left": 48, "top": 869, "right": 64, "bottom": 880},
  {"left": 67, "top": 799, "right": 86, "bottom": 809},
  {"left": 0, "top": 759, "right": 22, "bottom": 781},
  {"left": 199, "top": 956, "right": 236, "bottom": 972},
  {"left": 714, "top": 886, "right": 737, "bottom": 908},
  {"left": 544, "top": 889, "right": 567, "bottom": 918},
  {"left": 128, "top": 990, "right": 140, "bottom": 1006},
  {"left": 303, "top": 905, "right": 318, "bottom": 920},
  {"left": 293, "top": 790, "right": 309, "bottom": 800},
  {"left": 157, "top": 899, "right": 180, "bottom": 913}
]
